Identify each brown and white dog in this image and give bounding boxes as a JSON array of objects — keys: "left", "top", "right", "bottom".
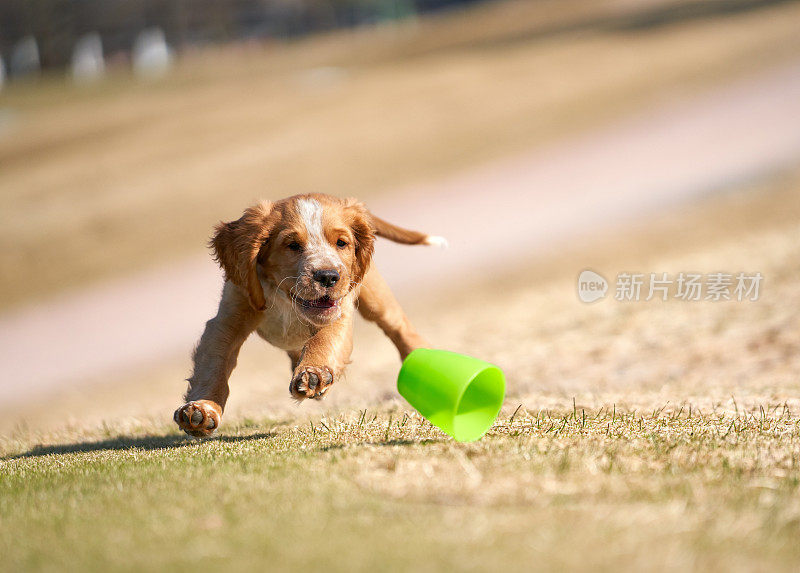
[{"left": 174, "top": 193, "right": 446, "bottom": 436}]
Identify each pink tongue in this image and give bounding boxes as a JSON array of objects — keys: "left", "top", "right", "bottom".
[{"left": 311, "top": 297, "right": 335, "bottom": 308}]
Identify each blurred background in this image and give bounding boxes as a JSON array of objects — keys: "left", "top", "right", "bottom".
[{"left": 1, "top": 0, "right": 799, "bottom": 434}]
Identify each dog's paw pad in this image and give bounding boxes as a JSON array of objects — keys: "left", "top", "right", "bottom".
[
  {"left": 174, "top": 401, "right": 220, "bottom": 437},
  {"left": 290, "top": 366, "right": 334, "bottom": 400}
]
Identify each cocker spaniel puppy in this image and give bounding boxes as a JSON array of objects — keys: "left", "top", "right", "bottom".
[{"left": 174, "top": 193, "right": 445, "bottom": 436}]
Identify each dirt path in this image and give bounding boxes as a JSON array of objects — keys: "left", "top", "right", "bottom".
[{"left": 2, "top": 59, "right": 800, "bottom": 409}]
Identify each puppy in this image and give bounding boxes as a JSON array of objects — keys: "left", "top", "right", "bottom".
[{"left": 174, "top": 193, "right": 445, "bottom": 436}]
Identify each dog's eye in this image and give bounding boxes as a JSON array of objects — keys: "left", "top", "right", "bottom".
[
  {"left": 287, "top": 242, "right": 302, "bottom": 252},
  {"left": 336, "top": 239, "right": 348, "bottom": 248}
]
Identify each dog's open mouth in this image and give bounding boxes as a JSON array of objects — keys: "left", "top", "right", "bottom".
[{"left": 296, "top": 295, "right": 338, "bottom": 310}]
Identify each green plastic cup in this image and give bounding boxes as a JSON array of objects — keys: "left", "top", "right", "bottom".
[{"left": 397, "top": 349, "right": 506, "bottom": 442}]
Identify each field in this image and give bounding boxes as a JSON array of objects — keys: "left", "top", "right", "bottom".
[
  {"left": 3, "top": 0, "right": 800, "bottom": 569},
  {"left": 3, "top": 165, "right": 800, "bottom": 570}
]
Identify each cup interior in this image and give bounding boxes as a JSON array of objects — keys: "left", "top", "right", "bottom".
[{"left": 452, "top": 366, "right": 504, "bottom": 442}]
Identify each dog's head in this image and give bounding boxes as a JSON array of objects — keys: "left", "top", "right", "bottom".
[{"left": 211, "top": 194, "right": 374, "bottom": 325}]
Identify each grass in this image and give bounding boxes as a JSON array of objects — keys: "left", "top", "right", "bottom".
[
  {"left": 2, "top": 0, "right": 800, "bottom": 309},
  {"left": 2, "top": 404, "right": 799, "bottom": 571}
]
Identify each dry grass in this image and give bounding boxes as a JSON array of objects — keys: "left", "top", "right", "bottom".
[
  {"left": 2, "top": 0, "right": 800, "bottom": 309},
  {"left": 5, "top": 166, "right": 800, "bottom": 431}
]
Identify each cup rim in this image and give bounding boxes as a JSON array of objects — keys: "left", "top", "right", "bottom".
[{"left": 449, "top": 364, "right": 505, "bottom": 442}]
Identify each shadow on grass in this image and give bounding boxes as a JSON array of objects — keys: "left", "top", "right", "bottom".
[
  {"left": 5, "top": 432, "right": 276, "bottom": 461},
  {"left": 376, "top": 438, "right": 443, "bottom": 447},
  {"left": 6, "top": 427, "right": 446, "bottom": 460},
  {"left": 316, "top": 438, "right": 440, "bottom": 452}
]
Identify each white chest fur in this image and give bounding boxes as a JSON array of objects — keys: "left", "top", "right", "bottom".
[{"left": 254, "top": 295, "right": 315, "bottom": 351}]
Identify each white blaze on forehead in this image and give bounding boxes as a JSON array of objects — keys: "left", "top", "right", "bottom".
[
  {"left": 297, "top": 198, "right": 341, "bottom": 269},
  {"left": 297, "top": 198, "right": 324, "bottom": 242}
]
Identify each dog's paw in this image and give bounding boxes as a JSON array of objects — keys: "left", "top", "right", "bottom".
[
  {"left": 174, "top": 400, "right": 221, "bottom": 437},
  {"left": 290, "top": 366, "right": 334, "bottom": 401}
]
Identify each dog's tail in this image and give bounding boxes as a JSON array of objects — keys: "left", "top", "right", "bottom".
[{"left": 370, "top": 214, "right": 448, "bottom": 248}]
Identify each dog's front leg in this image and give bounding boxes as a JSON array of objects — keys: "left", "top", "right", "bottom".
[
  {"left": 289, "top": 315, "right": 353, "bottom": 401},
  {"left": 174, "top": 285, "right": 261, "bottom": 436}
]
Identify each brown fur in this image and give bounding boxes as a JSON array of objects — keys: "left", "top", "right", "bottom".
[
  {"left": 174, "top": 193, "right": 439, "bottom": 436},
  {"left": 211, "top": 202, "right": 278, "bottom": 311},
  {"left": 369, "top": 213, "right": 429, "bottom": 245}
]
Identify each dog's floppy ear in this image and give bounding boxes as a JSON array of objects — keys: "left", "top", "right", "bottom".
[
  {"left": 343, "top": 198, "right": 375, "bottom": 288},
  {"left": 211, "top": 201, "right": 275, "bottom": 311}
]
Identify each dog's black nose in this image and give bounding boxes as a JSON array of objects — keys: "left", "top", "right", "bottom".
[{"left": 313, "top": 269, "right": 340, "bottom": 287}]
